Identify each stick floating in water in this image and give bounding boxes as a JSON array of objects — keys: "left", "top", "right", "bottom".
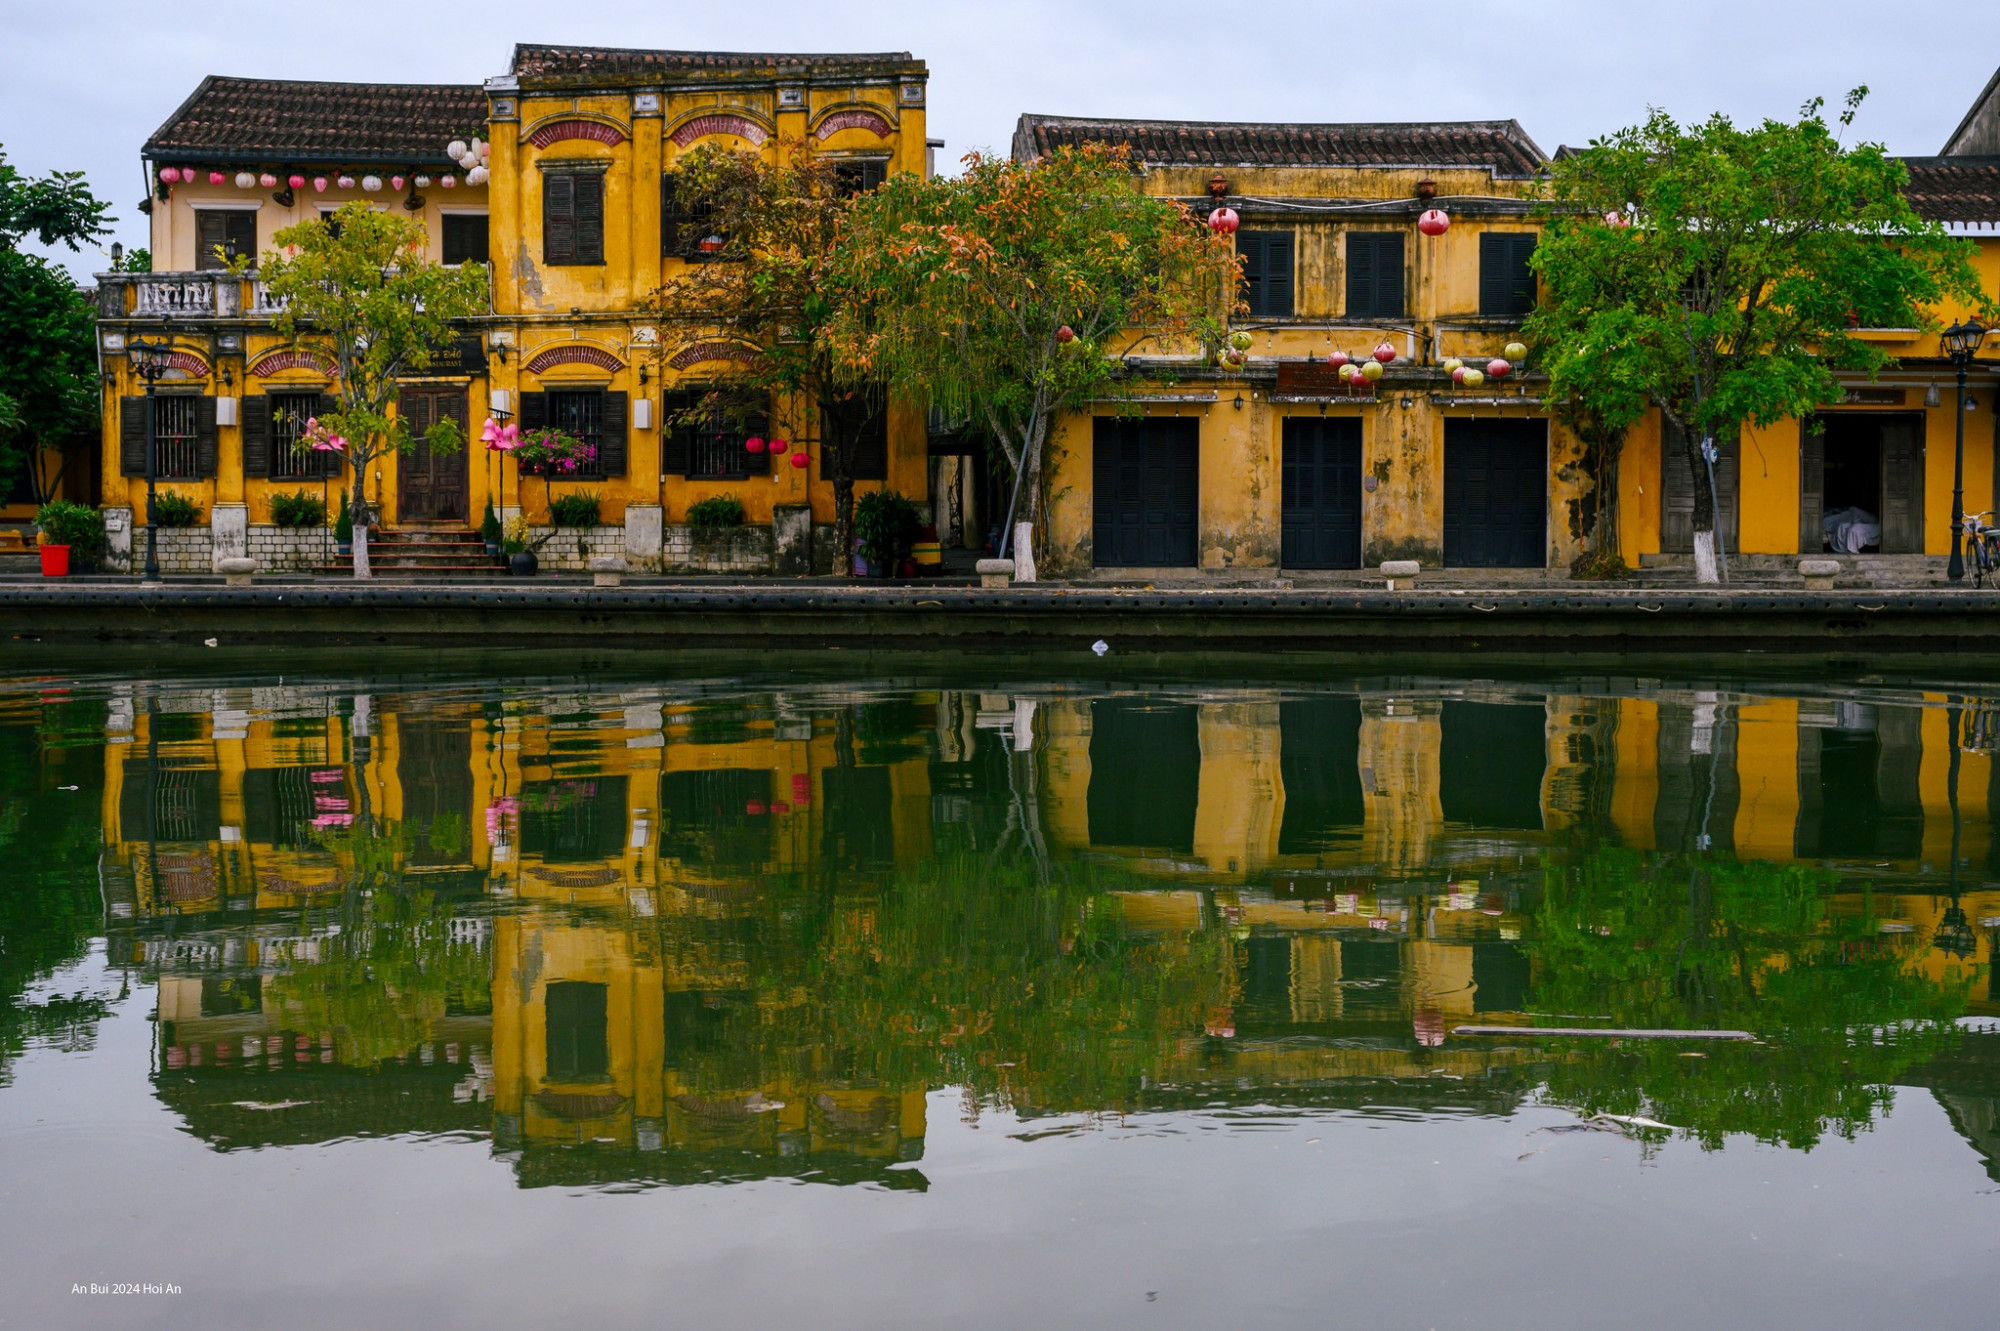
[{"left": 1452, "top": 1026, "right": 1753, "bottom": 1040}]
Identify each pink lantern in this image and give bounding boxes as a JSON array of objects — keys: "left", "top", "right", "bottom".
[
  {"left": 1327, "top": 349, "right": 1351, "bottom": 370},
  {"left": 158, "top": 167, "right": 177, "bottom": 184},
  {"left": 336, "top": 175, "right": 356, "bottom": 190},
  {"left": 439, "top": 174, "right": 457, "bottom": 190},
  {"left": 1208, "top": 206, "right": 1240, "bottom": 235},
  {"left": 789, "top": 451, "right": 810, "bottom": 469},
  {"left": 1418, "top": 208, "right": 1451, "bottom": 236},
  {"left": 178, "top": 167, "right": 197, "bottom": 184},
  {"left": 745, "top": 801, "right": 767, "bottom": 815},
  {"left": 312, "top": 176, "right": 329, "bottom": 193},
  {"left": 768, "top": 438, "right": 789, "bottom": 455},
  {"left": 745, "top": 437, "right": 766, "bottom": 453},
  {"left": 208, "top": 170, "right": 226, "bottom": 186},
  {"left": 288, "top": 174, "right": 306, "bottom": 190},
  {"left": 260, "top": 172, "right": 278, "bottom": 189},
  {"left": 1451, "top": 366, "right": 1469, "bottom": 385},
  {"left": 1373, "top": 342, "right": 1397, "bottom": 364},
  {"left": 1056, "top": 325, "right": 1075, "bottom": 343},
  {"left": 1487, "top": 358, "right": 1512, "bottom": 378},
  {"left": 1603, "top": 211, "right": 1628, "bottom": 228},
  {"left": 771, "top": 800, "right": 792, "bottom": 815},
  {"left": 391, "top": 175, "right": 406, "bottom": 191}
]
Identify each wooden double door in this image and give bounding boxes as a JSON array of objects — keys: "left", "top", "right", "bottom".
[
  {"left": 1093, "top": 417, "right": 1198, "bottom": 567},
  {"left": 1444, "top": 419, "right": 1547, "bottom": 568},
  {"left": 396, "top": 386, "right": 470, "bottom": 524},
  {"left": 1281, "top": 417, "right": 1362, "bottom": 568}
]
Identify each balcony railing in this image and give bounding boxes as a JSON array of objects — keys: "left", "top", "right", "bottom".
[{"left": 96, "top": 270, "right": 486, "bottom": 321}]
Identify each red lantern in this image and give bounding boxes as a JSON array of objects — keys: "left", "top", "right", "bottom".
[
  {"left": 1418, "top": 208, "right": 1451, "bottom": 237},
  {"left": 698, "top": 234, "right": 725, "bottom": 254},
  {"left": 771, "top": 800, "right": 792, "bottom": 815},
  {"left": 1373, "top": 342, "right": 1397, "bottom": 364},
  {"left": 768, "top": 438, "right": 789, "bottom": 455},
  {"left": 789, "top": 451, "right": 809, "bottom": 469},
  {"left": 1327, "top": 350, "right": 1350, "bottom": 370},
  {"left": 1451, "top": 366, "right": 1469, "bottom": 385},
  {"left": 1487, "top": 358, "right": 1512, "bottom": 378},
  {"left": 1208, "top": 206, "right": 1240, "bottom": 236},
  {"left": 208, "top": 170, "right": 226, "bottom": 186},
  {"left": 158, "top": 167, "right": 177, "bottom": 184},
  {"left": 289, "top": 174, "right": 306, "bottom": 190},
  {"left": 1603, "top": 210, "right": 1628, "bottom": 228},
  {"left": 745, "top": 437, "right": 766, "bottom": 453},
  {"left": 1056, "top": 325, "right": 1075, "bottom": 343},
  {"left": 745, "top": 801, "right": 767, "bottom": 815}
]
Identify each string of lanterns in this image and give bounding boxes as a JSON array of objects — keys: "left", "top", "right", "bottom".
[
  {"left": 744, "top": 436, "right": 812, "bottom": 470},
  {"left": 153, "top": 158, "right": 483, "bottom": 196}
]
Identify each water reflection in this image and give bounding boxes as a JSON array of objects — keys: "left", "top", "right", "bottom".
[{"left": 5, "top": 671, "right": 1998, "bottom": 1190}]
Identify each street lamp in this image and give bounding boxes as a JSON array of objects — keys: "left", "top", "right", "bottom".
[
  {"left": 1941, "top": 319, "right": 1987, "bottom": 582},
  {"left": 126, "top": 334, "right": 176, "bottom": 583}
]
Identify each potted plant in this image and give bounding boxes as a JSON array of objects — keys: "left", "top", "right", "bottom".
[
  {"left": 152, "top": 492, "right": 202, "bottom": 527},
  {"left": 501, "top": 514, "right": 548, "bottom": 576},
  {"left": 333, "top": 487, "right": 353, "bottom": 557},
  {"left": 34, "top": 501, "right": 106, "bottom": 577},
  {"left": 854, "top": 489, "right": 923, "bottom": 579},
  {"left": 549, "top": 490, "right": 602, "bottom": 528},
  {"left": 481, "top": 499, "right": 502, "bottom": 557}
]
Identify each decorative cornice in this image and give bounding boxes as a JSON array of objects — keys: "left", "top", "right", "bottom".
[
  {"left": 525, "top": 117, "right": 631, "bottom": 149},
  {"left": 812, "top": 105, "right": 894, "bottom": 141},
  {"left": 247, "top": 348, "right": 334, "bottom": 379},
  {"left": 524, "top": 344, "right": 626, "bottom": 375},
  {"left": 666, "top": 340, "right": 763, "bottom": 371},
  {"left": 668, "top": 112, "right": 771, "bottom": 148}
]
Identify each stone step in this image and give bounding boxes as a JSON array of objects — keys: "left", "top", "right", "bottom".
[{"left": 311, "top": 563, "right": 510, "bottom": 578}]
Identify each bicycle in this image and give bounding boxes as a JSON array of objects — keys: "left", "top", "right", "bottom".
[{"left": 1963, "top": 511, "right": 2000, "bottom": 588}]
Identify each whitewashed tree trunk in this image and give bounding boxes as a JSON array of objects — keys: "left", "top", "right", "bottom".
[
  {"left": 1692, "top": 529, "right": 1719, "bottom": 585},
  {"left": 352, "top": 521, "right": 373, "bottom": 579},
  {"left": 1012, "top": 522, "right": 1037, "bottom": 583}
]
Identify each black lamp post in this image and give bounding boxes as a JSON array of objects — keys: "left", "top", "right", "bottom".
[
  {"left": 1942, "top": 319, "right": 1987, "bottom": 581},
  {"left": 126, "top": 335, "right": 175, "bottom": 583}
]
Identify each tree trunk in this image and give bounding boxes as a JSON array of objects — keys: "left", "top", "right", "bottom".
[
  {"left": 1685, "top": 434, "right": 1721, "bottom": 585},
  {"left": 1009, "top": 415, "right": 1048, "bottom": 583},
  {"left": 832, "top": 471, "right": 855, "bottom": 577},
  {"left": 352, "top": 521, "right": 372, "bottom": 579}
]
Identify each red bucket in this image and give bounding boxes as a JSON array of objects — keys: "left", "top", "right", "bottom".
[{"left": 38, "top": 544, "right": 69, "bottom": 577}]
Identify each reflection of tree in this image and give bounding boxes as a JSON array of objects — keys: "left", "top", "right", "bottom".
[{"left": 1526, "top": 844, "right": 1972, "bottom": 1148}]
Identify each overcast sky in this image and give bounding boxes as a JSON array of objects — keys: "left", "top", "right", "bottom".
[{"left": 7, "top": 0, "right": 1995, "bottom": 274}]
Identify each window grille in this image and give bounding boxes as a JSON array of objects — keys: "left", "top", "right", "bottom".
[
  {"left": 269, "top": 393, "right": 341, "bottom": 479},
  {"left": 153, "top": 396, "right": 202, "bottom": 480}
]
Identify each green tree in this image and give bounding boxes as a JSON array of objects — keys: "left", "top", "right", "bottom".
[
  {"left": 646, "top": 145, "right": 887, "bottom": 573},
  {"left": 825, "top": 145, "right": 1235, "bottom": 579},
  {"left": 253, "top": 204, "right": 487, "bottom": 577},
  {"left": 1527, "top": 92, "right": 1987, "bottom": 582},
  {"left": 0, "top": 145, "right": 110, "bottom": 507}
]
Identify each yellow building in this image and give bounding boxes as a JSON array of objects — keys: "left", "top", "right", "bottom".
[{"left": 93, "top": 45, "right": 934, "bottom": 575}]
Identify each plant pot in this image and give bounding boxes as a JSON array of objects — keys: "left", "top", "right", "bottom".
[
  {"left": 484, "top": 540, "right": 500, "bottom": 557},
  {"left": 39, "top": 544, "right": 69, "bottom": 577},
  {"left": 337, "top": 540, "right": 352, "bottom": 558},
  {"left": 509, "top": 551, "right": 538, "bottom": 577}
]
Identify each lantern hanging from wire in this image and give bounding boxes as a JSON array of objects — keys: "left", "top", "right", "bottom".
[{"left": 1208, "top": 206, "right": 1240, "bottom": 236}]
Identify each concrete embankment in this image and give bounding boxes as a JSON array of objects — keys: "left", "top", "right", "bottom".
[{"left": 3, "top": 583, "right": 1997, "bottom": 659}]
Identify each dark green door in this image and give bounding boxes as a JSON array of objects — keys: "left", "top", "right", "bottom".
[
  {"left": 1281, "top": 417, "right": 1362, "bottom": 569},
  {"left": 1444, "top": 419, "right": 1546, "bottom": 568},
  {"left": 1093, "top": 417, "right": 1198, "bottom": 567}
]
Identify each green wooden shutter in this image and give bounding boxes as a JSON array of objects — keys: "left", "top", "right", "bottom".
[
  {"left": 242, "top": 395, "right": 270, "bottom": 478},
  {"left": 1376, "top": 233, "right": 1405, "bottom": 318},
  {"left": 661, "top": 174, "right": 680, "bottom": 256},
  {"left": 120, "top": 395, "right": 148, "bottom": 477},
  {"left": 598, "top": 391, "right": 627, "bottom": 476},
  {"left": 1480, "top": 233, "right": 1537, "bottom": 318},
  {"left": 225, "top": 212, "right": 257, "bottom": 266},
  {"left": 543, "top": 174, "right": 575, "bottom": 265},
  {"left": 1478, "top": 233, "right": 1508, "bottom": 316},
  {"left": 1799, "top": 419, "right": 1825, "bottom": 553},
  {"left": 1264, "top": 231, "right": 1294, "bottom": 317},
  {"left": 1345, "top": 233, "right": 1377, "bottom": 318},
  {"left": 196, "top": 396, "right": 219, "bottom": 479},
  {"left": 575, "top": 173, "right": 604, "bottom": 265},
  {"left": 742, "top": 403, "right": 771, "bottom": 476},
  {"left": 659, "top": 392, "right": 692, "bottom": 474}
]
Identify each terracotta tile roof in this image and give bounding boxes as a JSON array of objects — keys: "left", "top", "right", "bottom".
[
  {"left": 1013, "top": 115, "right": 1547, "bottom": 178},
  {"left": 1899, "top": 157, "right": 2000, "bottom": 225},
  {"left": 144, "top": 76, "right": 485, "bottom": 165},
  {"left": 510, "top": 44, "right": 920, "bottom": 81}
]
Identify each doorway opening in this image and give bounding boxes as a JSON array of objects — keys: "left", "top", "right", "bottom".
[{"left": 1819, "top": 415, "right": 1884, "bottom": 552}]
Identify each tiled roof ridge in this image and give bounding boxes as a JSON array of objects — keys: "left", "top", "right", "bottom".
[
  {"left": 1013, "top": 113, "right": 1547, "bottom": 176},
  {"left": 511, "top": 43, "right": 918, "bottom": 78},
  {"left": 1897, "top": 155, "right": 2000, "bottom": 224},
  {"left": 143, "top": 76, "right": 487, "bottom": 163}
]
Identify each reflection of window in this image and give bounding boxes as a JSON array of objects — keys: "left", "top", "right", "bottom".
[
  {"left": 201, "top": 975, "right": 262, "bottom": 1017},
  {"left": 660, "top": 768, "right": 772, "bottom": 866},
  {"left": 1439, "top": 701, "right": 1547, "bottom": 831},
  {"left": 1087, "top": 700, "right": 1199, "bottom": 851},
  {"left": 545, "top": 981, "right": 609, "bottom": 1081},
  {"left": 119, "top": 757, "right": 220, "bottom": 843},
  {"left": 820, "top": 767, "right": 894, "bottom": 870},
  {"left": 243, "top": 766, "right": 348, "bottom": 847},
  {"left": 520, "top": 776, "right": 628, "bottom": 862},
  {"left": 442, "top": 213, "right": 489, "bottom": 265},
  {"left": 1276, "top": 699, "right": 1364, "bottom": 855},
  {"left": 194, "top": 210, "right": 256, "bottom": 270}
]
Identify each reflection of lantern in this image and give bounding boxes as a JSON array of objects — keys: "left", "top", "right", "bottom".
[
  {"left": 1504, "top": 341, "right": 1528, "bottom": 362},
  {"left": 768, "top": 438, "right": 789, "bottom": 455},
  {"left": 1418, "top": 208, "right": 1450, "bottom": 236},
  {"left": 1604, "top": 211, "right": 1629, "bottom": 228},
  {"left": 790, "top": 451, "right": 810, "bottom": 469},
  {"left": 745, "top": 437, "right": 766, "bottom": 453},
  {"left": 1373, "top": 342, "right": 1397, "bottom": 364},
  {"left": 1208, "top": 206, "right": 1239, "bottom": 235},
  {"left": 746, "top": 801, "right": 767, "bottom": 815}
]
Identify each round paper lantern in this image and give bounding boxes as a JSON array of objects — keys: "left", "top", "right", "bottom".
[
  {"left": 1056, "top": 325, "right": 1075, "bottom": 343},
  {"left": 470, "top": 166, "right": 491, "bottom": 186},
  {"left": 439, "top": 174, "right": 457, "bottom": 189},
  {"left": 181, "top": 167, "right": 200, "bottom": 183},
  {"left": 336, "top": 175, "right": 356, "bottom": 190},
  {"left": 745, "top": 437, "right": 766, "bottom": 453},
  {"left": 288, "top": 174, "right": 306, "bottom": 190},
  {"left": 313, "top": 176, "right": 329, "bottom": 193},
  {"left": 1339, "top": 363, "right": 1359, "bottom": 383},
  {"left": 208, "top": 170, "right": 226, "bottom": 185},
  {"left": 1327, "top": 349, "right": 1350, "bottom": 369},
  {"left": 1372, "top": 342, "right": 1397, "bottom": 364},
  {"left": 235, "top": 172, "right": 257, "bottom": 189},
  {"left": 1487, "top": 358, "right": 1512, "bottom": 378},
  {"left": 1451, "top": 366, "right": 1469, "bottom": 384},
  {"left": 745, "top": 801, "right": 766, "bottom": 815},
  {"left": 446, "top": 139, "right": 468, "bottom": 161},
  {"left": 391, "top": 175, "right": 406, "bottom": 191},
  {"left": 159, "top": 167, "right": 178, "bottom": 184},
  {"left": 1462, "top": 368, "right": 1485, "bottom": 388},
  {"left": 1441, "top": 357, "right": 1464, "bottom": 374},
  {"left": 1360, "top": 360, "right": 1384, "bottom": 382},
  {"left": 459, "top": 152, "right": 480, "bottom": 171},
  {"left": 1504, "top": 341, "right": 1528, "bottom": 362},
  {"left": 260, "top": 173, "right": 278, "bottom": 189},
  {"left": 1603, "top": 210, "right": 1628, "bottom": 228},
  {"left": 1418, "top": 208, "right": 1451, "bottom": 236},
  {"left": 771, "top": 800, "right": 791, "bottom": 815},
  {"left": 361, "top": 175, "right": 382, "bottom": 192},
  {"left": 1207, "top": 206, "right": 1240, "bottom": 235},
  {"left": 768, "top": 438, "right": 789, "bottom": 455},
  {"left": 1230, "top": 329, "right": 1255, "bottom": 352},
  {"left": 789, "top": 451, "right": 810, "bottom": 469},
  {"left": 414, "top": 175, "right": 432, "bottom": 189}
]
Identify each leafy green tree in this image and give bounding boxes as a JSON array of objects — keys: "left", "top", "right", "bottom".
[
  {"left": 0, "top": 145, "right": 109, "bottom": 507},
  {"left": 1527, "top": 92, "right": 1987, "bottom": 582},
  {"left": 253, "top": 204, "right": 487, "bottom": 577},
  {"left": 825, "top": 145, "right": 1236, "bottom": 579}
]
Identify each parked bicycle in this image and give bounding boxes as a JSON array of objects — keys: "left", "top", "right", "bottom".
[{"left": 1963, "top": 511, "right": 2000, "bottom": 587}]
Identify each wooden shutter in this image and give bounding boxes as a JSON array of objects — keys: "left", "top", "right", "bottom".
[
  {"left": 742, "top": 403, "right": 771, "bottom": 476},
  {"left": 1479, "top": 233, "right": 1537, "bottom": 318},
  {"left": 1242, "top": 231, "right": 1294, "bottom": 317},
  {"left": 575, "top": 173, "right": 604, "bottom": 265},
  {"left": 196, "top": 213, "right": 228, "bottom": 271},
  {"left": 519, "top": 391, "right": 548, "bottom": 433},
  {"left": 226, "top": 212, "right": 256, "bottom": 266},
  {"left": 661, "top": 174, "right": 681, "bottom": 256},
  {"left": 659, "top": 392, "right": 692, "bottom": 474},
  {"left": 599, "top": 391, "right": 627, "bottom": 476},
  {"left": 849, "top": 401, "right": 888, "bottom": 481},
  {"left": 1346, "top": 233, "right": 1402, "bottom": 319},
  {"left": 544, "top": 174, "right": 576, "bottom": 265},
  {"left": 242, "top": 395, "right": 271, "bottom": 478},
  {"left": 196, "top": 396, "right": 219, "bottom": 479},
  {"left": 1798, "top": 419, "right": 1825, "bottom": 552},
  {"left": 1879, "top": 415, "right": 1925, "bottom": 552},
  {"left": 1659, "top": 420, "right": 1739, "bottom": 554},
  {"left": 120, "top": 395, "right": 147, "bottom": 476}
]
